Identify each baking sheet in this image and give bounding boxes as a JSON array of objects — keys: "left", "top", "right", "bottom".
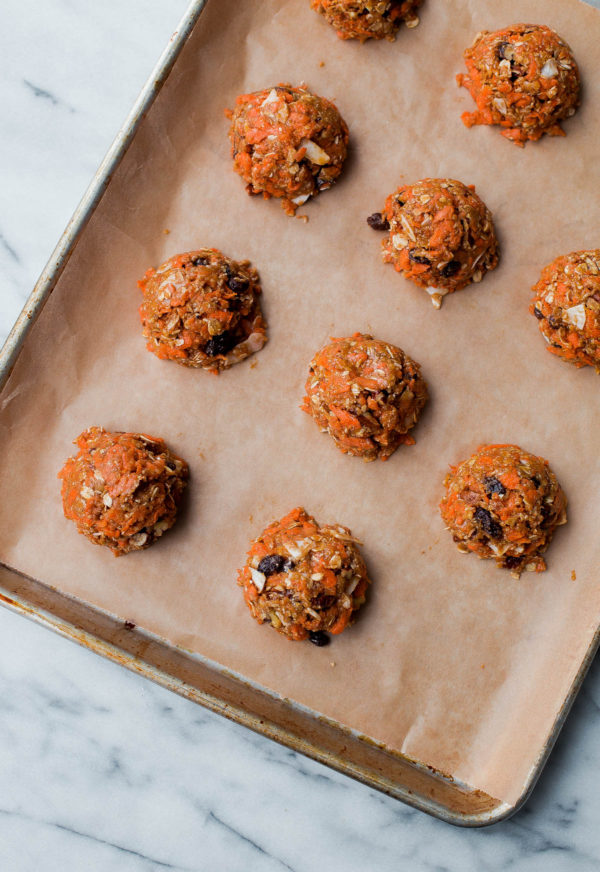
[{"left": 1, "top": 0, "right": 599, "bottom": 807}]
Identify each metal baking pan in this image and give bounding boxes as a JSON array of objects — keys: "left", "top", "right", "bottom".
[{"left": 1, "top": 0, "right": 599, "bottom": 826}]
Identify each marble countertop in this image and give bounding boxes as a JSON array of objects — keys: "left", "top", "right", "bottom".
[{"left": 1, "top": 2, "right": 600, "bottom": 869}]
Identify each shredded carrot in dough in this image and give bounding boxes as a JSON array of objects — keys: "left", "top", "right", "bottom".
[
  {"left": 238, "top": 508, "right": 370, "bottom": 641},
  {"left": 227, "top": 84, "right": 348, "bottom": 215},
  {"left": 440, "top": 444, "right": 567, "bottom": 577},
  {"left": 457, "top": 23, "right": 580, "bottom": 146}
]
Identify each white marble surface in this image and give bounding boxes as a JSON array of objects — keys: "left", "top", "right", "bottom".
[{"left": 1, "top": 2, "right": 600, "bottom": 869}]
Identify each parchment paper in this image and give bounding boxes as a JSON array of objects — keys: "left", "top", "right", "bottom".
[{"left": 1, "top": 0, "right": 599, "bottom": 806}]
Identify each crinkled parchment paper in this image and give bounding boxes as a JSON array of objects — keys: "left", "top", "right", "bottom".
[{"left": 1, "top": 0, "right": 600, "bottom": 805}]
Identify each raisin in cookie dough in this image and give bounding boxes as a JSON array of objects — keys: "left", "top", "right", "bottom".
[
  {"left": 531, "top": 250, "right": 600, "bottom": 372},
  {"left": 238, "top": 507, "right": 370, "bottom": 643},
  {"left": 59, "top": 427, "right": 189, "bottom": 556},
  {"left": 310, "top": 0, "right": 421, "bottom": 41},
  {"left": 368, "top": 178, "right": 499, "bottom": 308},
  {"left": 138, "top": 249, "right": 267, "bottom": 373},
  {"left": 439, "top": 444, "right": 567, "bottom": 577},
  {"left": 227, "top": 84, "right": 349, "bottom": 215},
  {"left": 302, "top": 333, "right": 428, "bottom": 461},
  {"left": 457, "top": 24, "right": 581, "bottom": 147}
]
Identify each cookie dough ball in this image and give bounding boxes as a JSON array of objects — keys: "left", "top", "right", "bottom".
[
  {"left": 227, "top": 84, "right": 349, "bottom": 215},
  {"left": 59, "top": 427, "right": 189, "bottom": 556},
  {"left": 302, "top": 332, "right": 428, "bottom": 460},
  {"left": 138, "top": 249, "right": 267, "bottom": 373},
  {"left": 440, "top": 444, "right": 567, "bottom": 577},
  {"left": 310, "top": 0, "right": 421, "bottom": 41},
  {"left": 238, "top": 507, "right": 370, "bottom": 642},
  {"left": 530, "top": 250, "right": 600, "bottom": 372},
  {"left": 368, "top": 178, "right": 499, "bottom": 308},
  {"left": 457, "top": 24, "right": 581, "bottom": 146}
]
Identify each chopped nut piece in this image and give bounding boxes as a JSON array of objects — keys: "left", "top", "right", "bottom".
[
  {"left": 300, "top": 138, "right": 330, "bottom": 165},
  {"left": 153, "top": 519, "right": 170, "bottom": 536},
  {"left": 261, "top": 88, "right": 279, "bottom": 106},
  {"left": 345, "top": 577, "right": 360, "bottom": 595},
  {"left": 565, "top": 303, "right": 586, "bottom": 331},
  {"left": 541, "top": 58, "right": 559, "bottom": 78},
  {"left": 250, "top": 568, "right": 267, "bottom": 592}
]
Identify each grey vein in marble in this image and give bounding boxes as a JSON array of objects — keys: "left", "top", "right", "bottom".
[{"left": 23, "top": 80, "right": 62, "bottom": 107}]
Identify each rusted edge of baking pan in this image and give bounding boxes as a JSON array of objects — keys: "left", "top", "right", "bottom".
[
  {"left": 4, "top": 560, "right": 598, "bottom": 827},
  {"left": 0, "top": 561, "right": 511, "bottom": 825},
  {"left": 1, "top": 0, "right": 596, "bottom": 827}
]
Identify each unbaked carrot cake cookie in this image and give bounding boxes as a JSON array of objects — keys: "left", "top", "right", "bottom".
[
  {"left": 440, "top": 444, "right": 567, "bottom": 577},
  {"left": 530, "top": 250, "right": 600, "bottom": 372},
  {"left": 368, "top": 178, "right": 499, "bottom": 308},
  {"left": 227, "top": 84, "right": 348, "bottom": 215},
  {"left": 310, "top": 0, "right": 421, "bottom": 41},
  {"left": 59, "top": 427, "right": 189, "bottom": 556},
  {"left": 303, "top": 332, "right": 428, "bottom": 460},
  {"left": 457, "top": 24, "right": 580, "bottom": 146},
  {"left": 138, "top": 249, "right": 267, "bottom": 373},
  {"left": 238, "top": 507, "right": 370, "bottom": 644}
]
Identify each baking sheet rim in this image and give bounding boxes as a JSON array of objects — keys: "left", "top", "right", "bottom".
[
  {"left": 0, "top": 0, "right": 597, "bottom": 826},
  {"left": 0, "top": 559, "right": 515, "bottom": 826}
]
